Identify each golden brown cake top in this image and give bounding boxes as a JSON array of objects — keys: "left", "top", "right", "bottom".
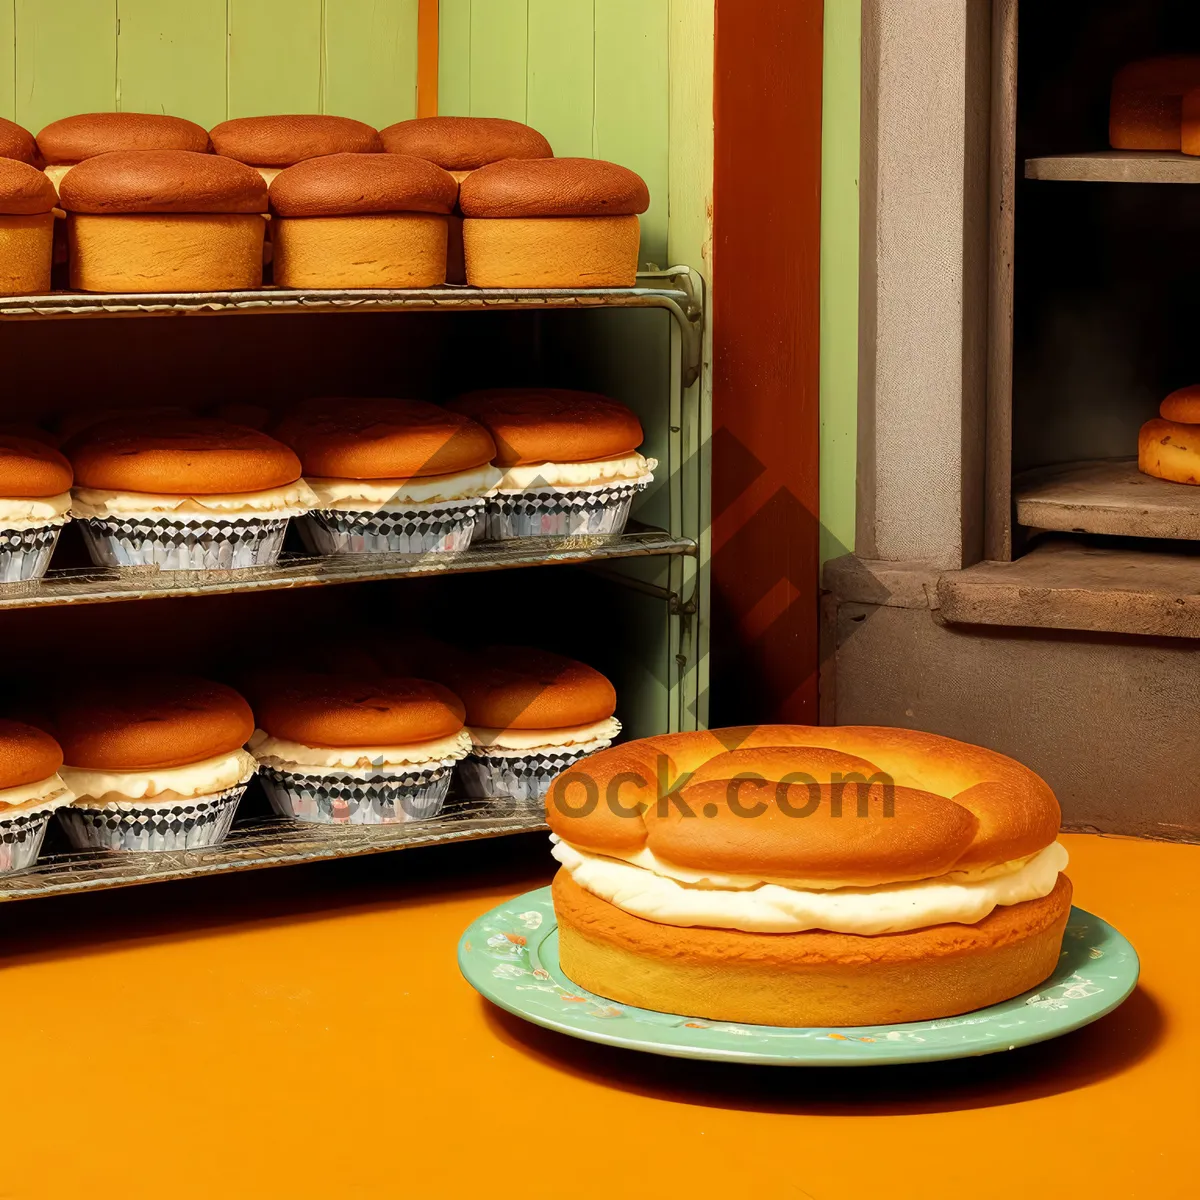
[
  {"left": 458, "top": 158, "right": 649, "bottom": 218},
  {"left": 545, "top": 725, "right": 1064, "bottom": 884},
  {"left": 58, "top": 150, "right": 268, "bottom": 214},
  {"left": 268, "top": 154, "right": 458, "bottom": 217},
  {"left": 251, "top": 673, "right": 466, "bottom": 748},
  {"left": 0, "top": 435, "right": 72, "bottom": 497},
  {"left": 0, "top": 158, "right": 57, "bottom": 215},
  {"left": 273, "top": 398, "right": 496, "bottom": 480},
  {"left": 446, "top": 389, "right": 643, "bottom": 467},
  {"left": 37, "top": 112, "right": 211, "bottom": 164},
  {"left": 210, "top": 114, "right": 382, "bottom": 166},
  {"left": 0, "top": 720, "right": 63, "bottom": 790},
  {"left": 51, "top": 675, "right": 254, "bottom": 770},
  {"left": 379, "top": 116, "right": 553, "bottom": 171},
  {"left": 67, "top": 416, "right": 301, "bottom": 495},
  {"left": 1159, "top": 384, "right": 1200, "bottom": 423},
  {"left": 0, "top": 117, "right": 40, "bottom": 167}
]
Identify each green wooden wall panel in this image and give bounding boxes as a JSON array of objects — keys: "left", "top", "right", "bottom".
[
  {"left": 0, "top": 2, "right": 14, "bottom": 121},
  {"left": 116, "top": 0, "right": 226, "bottom": 128},
  {"left": 526, "top": 0, "right": 593, "bottom": 158},
  {"left": 228, "top": 0, "right": 322, "bottom": 118},
  {"left": 15, "top": 0, "right": 116, "bottom": 133},
  {"left": 438, "top": 0, "right": 471, "bottom": 116},
  {"left": 469, "top": 0, "right": 526, "bottom": 121},
  {"left": 324, "top": 0, "right": 419, "bottom": 127},
  {"left": 594, "top": 0, "right": 669, "bottom": 267}
]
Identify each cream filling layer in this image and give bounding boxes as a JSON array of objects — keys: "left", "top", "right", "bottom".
[
  {"left": 551, "top": 838, "right": 1070, "bottom": 935},
  {"left": 0, "top": 773, "right": 74, "bottom": 813},
  {"left": 495, "top": 455, "right": 657, "bottom": 491},
  {"left": 61, "top": 749, "right": 258, "bottom": 806},
  {"left": 71, "top": 482, "right": 317, "bottom": 521},
  {"left": 248, "top": 728, "right": 471, "bottom": 772},
  {"left": 0, "top": 492, "right": 72, "bottom": 530},
  {"left": 44, "top": 164, "right": 73, "bottom": 193},
  {"left": 304, "top": 464, "right": 504, "bottom": 511},
  {"left": 467, "top": 717, "right": 620, "bottom": 755}
]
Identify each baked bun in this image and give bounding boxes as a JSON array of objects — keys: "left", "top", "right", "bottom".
[
  {"left": 0, "top": 719, "right": 63, "bottom": 789},
  {"left": 1111, "top": 56, "right": 1200, "bottom": 149},
  {"left": 451, "top": 648, "right": 616, "bottom": 730},
  {"left": 59, "top": 150, "right": 267, "bottom": 214},
  {"left": 210, "top": 115, "right": 382, "bottom": 166},
  {"left": 68, "top": 416, "right": 301, "bottom": 495},
  {"left": 36, "top": 113, "right": 211, "bottom": 163},
  {"left": 546, "top": 724, "right": 1063, "bottom": 874},
  {"left": 273, "top": 398, "right": 496, "bottom": 479},
  {"left": 254, "top": 673, "right": 465, "bottom": 747},
  {"left": 1139, "top": 417, "right": 1200, "bottom": 484},
  {"left": 269, "top": 153, "right": 458, "bottom": 217},
  {"left": 53, "top": 675, "right": 254, "bottom": 770},
  {"left": 380, "top": 117, "right": 553, "bottom": 171},
  {"left": 446, "top": 388, "right": 643, "bottom": 466},
  {"left": 0, "top": 117, "right": 39, "bottom": 167},
  {"left": 1159, "top": 384, "right": 1200, "bottom": 423},
  {"left": 0, "top": 436, "right": 72, "bottom": 497},
  {"left": 0, "top": 159, "right": 57, "bottom": 214},
  {"left": 459, "top": 158, "right": 649, "bottom": 218}
]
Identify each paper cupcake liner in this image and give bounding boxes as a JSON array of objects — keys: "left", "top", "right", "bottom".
[
  {"left": 456, "top": 747, "right": 602, "bottom": 808},
  {"left": 259, "top": 763, "right": 453, "bottom": 825},
  {"left": 78, "top": 515, "right": 291, "bottom": 571},
  {"left": 297, "top": 498, "right": 485, "bottom": 556},
  {"left": 56, "top": 785, "right": 247, "bottom": 853},
  {"left": 0, "top": 523, "right": 62, "bottom": 583},
  {"left": 0, "top": 799, "right": 65, "bottom": 873},
  {"left": 481, "top": 478, "right": 652, "bottom": 541}
]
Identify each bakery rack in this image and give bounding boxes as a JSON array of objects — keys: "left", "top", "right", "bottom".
[{"left": 0, "top": 268, "right": 707, "bottom": 902}]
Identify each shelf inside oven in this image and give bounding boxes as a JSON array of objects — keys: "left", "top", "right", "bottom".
[{"left": 1025, "top": 151, "right": 1200, "bottom": 184}]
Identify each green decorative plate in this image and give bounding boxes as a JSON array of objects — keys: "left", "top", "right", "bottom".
[{"left": 458, "top": 886, "right": 1140, "bottom": 1066}]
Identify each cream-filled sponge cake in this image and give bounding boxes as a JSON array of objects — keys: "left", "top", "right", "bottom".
[
  {"left": 0, "top": 719, "right": 74, "bottom": 872},
  {"left": 545, "top": 725, "right": 1070, "bottom": 1027},
  {"left": 247, "top": 673, "right": 470, "bottom": 824},
  {"left": 0, "top": 434, "right": 73, "bottom": 582},
  {"left": 0, "top": 158, "right": 57, "bottom": 295}
]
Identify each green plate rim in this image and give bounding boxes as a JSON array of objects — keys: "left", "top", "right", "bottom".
[{"left": 457, "top": 886, "right": 1141, "bottom": 1066}]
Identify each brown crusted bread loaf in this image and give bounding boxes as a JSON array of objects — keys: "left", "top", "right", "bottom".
[
  {"left": 67, "top": 416, "right": 301, "bottom": 494},
  {"left": 52, "top": 675, "right": 254, "bottom": 769},
  {"left": 545, "top": 725, "right": 1063, "bottom": 873},
  {"left": 554, "top": 869, "right": 1073, "bottom": 1027},
  {"left": 274, "top": 398, "right": 496, "bottom": 479},
  {"left": 269, "top": 154, "right": 458, "bottom": 217},
  {"left": 37, "top": 113, "right": 211, "bottom": 163},
  {"left": 1139, "top": 417, "right": 1200, "bottom": 484},
  {"left": 59, "top": 150, "right": 267, "bottom": 214},
  {"left": 1159, "top": 384, "right": 1200, "bottom": 423},
  {"left": 450, "top": 647, "right": 616, "bottom": 731},
  {"left": 0, "top": 159, "right": 57, "bottom": 214},
  {"left": 253, "top": 674, "right": 465, "bottom": 748},
  {"left": 446, "top": 388, "right": 643, "bottom": 466},
  {"left": 0, "top": 720, "right": 63, "bottom": 789},
  {"left": 0, "top": 436, "right": 72, "bottom": 497},
  {"left": 1111, "top": 56, "right": 1200, "bottom": 150},
  {"left": 0, "top": 117, "right": 39, "bottom": 166},
  {"left": 459, "top": 158, "right": 649, "bottom": 218},
  {"left": 210, "top": 115, "right": 382, "bottom": 166},
  {"left": 380, "top": 117, "right": 553, "bottom": 171}
]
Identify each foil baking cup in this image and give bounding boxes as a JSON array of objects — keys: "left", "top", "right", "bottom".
[
  {"left": 79, "top": 515, "right": 291, "bottom": 571},
  {"left": 297, "top": 498, "right": 484, "bottom": 556},
  {"left": 0, "top": 524, "right": 62, "bottom": 583},
  {"left": 482, "top": 478, "right": 652, "bottom": 541},
  {"left": 0, "top": 806, "right": 54, "bottom": 873},
  {"left": 456, "top": 747, "right": 601, "bottom": 808},
  {"left": 56, "top": 785, "right": 247, "bottom": 853},
  {"left": 259, "top": 763, "right": 453, "bottom": 825}
]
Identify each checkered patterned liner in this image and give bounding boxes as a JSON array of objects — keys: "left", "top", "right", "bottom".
[
  {"left": 0, "top": 524, "right": 62, "bottom": 583},
  {"left": 482, "top": 479, "right": 652, "bottom": 541},
  {"left": 0, "top": 806, "right": 54, "bottom": 873},
  {"left": 260, "top": 764, "right": 454, "bottom": 825},
  {"left": 457, "top": 747, "right": 600, "bottom": 808},
  {"left": 79, "top": 515, "right": 291, "bottom": 570},
  {"left": 56, "top": 786, "right": 248, "bottom": 853},
  {"left": 297, "top": 498, "right": 484, "bottom": 556}
]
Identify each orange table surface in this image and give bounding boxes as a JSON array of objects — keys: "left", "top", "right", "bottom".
[{"left": 2, "top": 830, "right": 1195, "bottom": 1200}]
